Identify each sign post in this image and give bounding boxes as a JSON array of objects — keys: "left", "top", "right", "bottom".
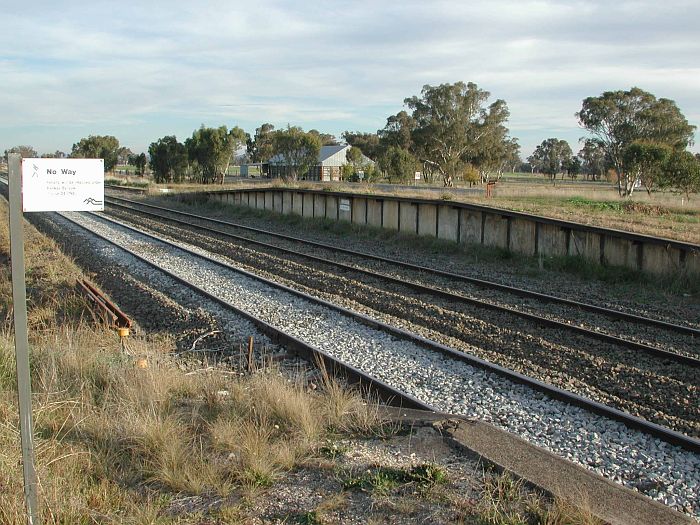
[
  {"left": 8, "top": 153, "right": 40, "bottom": 525},
  {"left": 8, "top": 155, "right": 104, "bottom": 525}
]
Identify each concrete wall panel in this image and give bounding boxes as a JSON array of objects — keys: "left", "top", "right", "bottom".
[
  {"left": 314, "top": 194, "right": 326, "bottom": 218},
  {"left": 641, "top": 243, "right": 681, "bottom": 274},
  {"left": 437, "top": 206, "right": 459, "bottom": 242},
  {"left": 602, "top": 236, "right": 638, "bottom": 269},
  {"left": 352, "top": 198, "right": 367, "bottom": 225},
  {"left": 338, "top": 197, "right": 352, "bottom": 222},
  {"left": 291, "top": 192, "right": 303, "bottom": 216},
  {"left": 281, "top": 191, "right": 293, "bottom": 214},
  {"left": 325, "top": 195, "right": 338, "bottom": 220},
  {"left": 367, "top": 199, "right": 383, "bottom": 228},
  {"left": 399, "top": 202, "right": 418, "bottom": 234},
  {"left": 684, "top": 250, "right": 700, "bottom": 277},
  {"left": 483, "top": 214, "right": 508, "bottom": 249},
  {"left": 569, "top": 230, "right": 601, "bottom": 264},
  {"left": 302, "top": 193, "right": 315, "bottom": 217},
  {"left": 383, "top": 200, "right": 399, "bottom": 230},
  {"left": 460, "top": 210, "right": 482, "bottom": 245},
  {"left": 418, "top": 204, "right": 437, "bottom": 237},
  {"left": 265, "top": 191, "right": 275, "bottom": 211},
  {"left": 537, "top": 223, "right": 568, "bottom": 257},
  {"left": 509, "top": 218, "right": 536, "bottom": 256},
  {"left": 273, "top": 192, "right": 283, "bottom": 212}
]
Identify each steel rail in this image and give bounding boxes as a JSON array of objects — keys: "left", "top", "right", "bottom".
[
  {"left": 62, "top": 211, "right": 700, "bottom": 453},
  {"left": 63, "top": 213, "right": 434, "bottom": 412},
  {"left": 104, "top": 195, "right": 700, "bottom": 339},
  {"left": 104, "top": 197, "right": 700, "bottom": 367}
]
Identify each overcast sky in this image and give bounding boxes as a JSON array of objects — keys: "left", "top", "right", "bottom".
[{"left": 1, "top": 0, "right": 698, "bottom": 158}]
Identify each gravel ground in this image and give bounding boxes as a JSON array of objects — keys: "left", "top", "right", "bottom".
[
  {"left": 105, "top": 201, "right": 700, "bottom": 358},
  {"left": 142, "top": 194, "right": 700, "bottom": 328},
  {"left": 102, "top": 205, "right": 699, "bottom": 437},
  {"left": 43, "top": 210, "right": 700, "bottom": 519}
]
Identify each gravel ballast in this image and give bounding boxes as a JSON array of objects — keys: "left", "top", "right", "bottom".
[
  {"left": 47, "top": 210, "right": 700, "bottom": 520},
  {"left": 101, "top": 204, "right": 699, "bottom": 436}
]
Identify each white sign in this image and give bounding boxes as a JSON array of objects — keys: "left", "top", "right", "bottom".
[
  {"left": 22, "top": 158, "right": 104, "bottom": 212},
  {"left": 339, "top": 198, "right": 351, "bottom": 212}
]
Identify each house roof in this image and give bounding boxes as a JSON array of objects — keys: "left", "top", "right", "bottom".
[
  {"left": 318, "top": 145, "right": 348, "bottom": 162},
  {"left": 268, "top": 144, "right": 374, "bottom": 167}
]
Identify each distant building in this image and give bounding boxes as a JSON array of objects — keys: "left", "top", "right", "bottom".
[
  {"left": 267, "top": 144, "right": 373, "bottom": 181},
  {"left": 240, "top": 163, "right": 269, "bottom": 177}
]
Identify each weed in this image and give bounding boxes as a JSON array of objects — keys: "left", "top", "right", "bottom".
[
  {"left": 567, "top": 196, "right": 623, "bottom": 212},
  {"left": 319, "top": 440, "right": 349, "bottom": 459},
  {"left": 409, "top": 463, "right": 449, "bottom": 488},
  {"left": 296, "top": 510, "right": 322, "bottom": 524},
  {"left": 341, "top": 463, "right": 449, "bottom": 496},
  {"left": 342, "top": 466, "right": 405, "bottom": 494}
]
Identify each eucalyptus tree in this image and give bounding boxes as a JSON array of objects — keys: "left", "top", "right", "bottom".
[
  {"left": 378, "top": 110, "right": 415, "bottom": 152},
  {"left": 4, "top": 145, "right": 38, "bottom": 160},
  {"left": 246, "top": 123, "right": 275, "bottom": 163},
  {"left": 576, "top": 87, "right": 695, "bottom": 196},
  {"left": 528, "top": 138, "right": 573, "bottom": 180},
  {"left": 128, "top": 152, "right": 148, "bottom": 176},
  {"left": 622, "top": 141, "right": 671, "bottom": 195},
  {"left": 148, "top": 136, "right": 187, "bottom": 183},
  {"left": 71, "top": 135, "right": 121, "bottom": 171},
  {"left": 342, "top": 131, "right": 381, "bottom": 160},
  {"left": 308, "top": 129, "right": 339, "bottom": 146},
  {"left": 186, "top": 125, "right": 247, "bottom": 184},
  {"left": 404, "top": 82, "right": 512, "bottom": 187},
  {"left": 378, "top": 146, "right": 419, "bottom": 184},
  {"left": 270, "top": 126, "right": 321, "bottom": 181},
  {"left": 663, "top": 150, "right": 700, "bottom": 199},
  {"left": 578, "top": 139, "right": 607, "bottom": 181},
  {"left": 117, "top": 146, "right": 133, "bottom": 165}
]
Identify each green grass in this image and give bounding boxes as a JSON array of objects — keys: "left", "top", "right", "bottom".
[
  {"left": 105, "top": 177, "right": 149, "bottom": 188},
  {"left": 341, "top": 464, "right": 448, "bottom": 495},
  {"left": 566, "top": 196, "right": 624, "bottom": 212}
]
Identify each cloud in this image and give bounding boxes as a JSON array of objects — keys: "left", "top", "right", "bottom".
[{"left": 0, "top": 0, "right": 697, "bottom": 155}]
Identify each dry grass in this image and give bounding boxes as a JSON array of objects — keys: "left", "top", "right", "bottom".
[
  {"left": 0, "top": 322, "right": 390, "bottom": 523},
  {"left": 476, "top": 472, "right": 604, "bottom": 525},
  {"left": 0, "top": 195, "right": 608, "bottom": 524},
  {"left": 0, "top": 198, "right": 387, "bottom": 523}
]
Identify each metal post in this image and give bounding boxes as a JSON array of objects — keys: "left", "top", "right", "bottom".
[{"left": 8, "top": 153, "right": 40, "bottom": 525}]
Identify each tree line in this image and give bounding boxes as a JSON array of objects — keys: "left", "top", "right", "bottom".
[
  {"left": 3, "top": 83, "right": 698, "bottom": 197},
  {"left": 526, "top": 88, "right": 698, "bottom": 197}
]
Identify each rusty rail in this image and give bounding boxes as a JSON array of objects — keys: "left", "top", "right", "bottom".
[{"left": 77, "top": 279, "right": 131, "bottom": 335}]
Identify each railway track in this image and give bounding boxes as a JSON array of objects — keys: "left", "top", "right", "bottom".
[
  {"left": 58, "top": 209, "right": 698, "bottom": 443},
  {"left": 34, "top": 209, "right": 700, "bottom": 517},
  {"left": 2, "top": 178, "right": 698, "bottom": 516},
  {"left": 99, "top": 197, "right": 700, "bottom": 434},
  {"left": 104, "top": 195, "right": 699, "bottom": 362}
]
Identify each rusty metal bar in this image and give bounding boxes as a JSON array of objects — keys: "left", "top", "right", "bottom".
[{"left": 77, "top": 279, "right": 131, "bottom": 333}]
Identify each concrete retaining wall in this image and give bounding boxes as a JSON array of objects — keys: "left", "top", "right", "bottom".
[{"left": 206, "top": 188, "right": 700, "bottom": 278}]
